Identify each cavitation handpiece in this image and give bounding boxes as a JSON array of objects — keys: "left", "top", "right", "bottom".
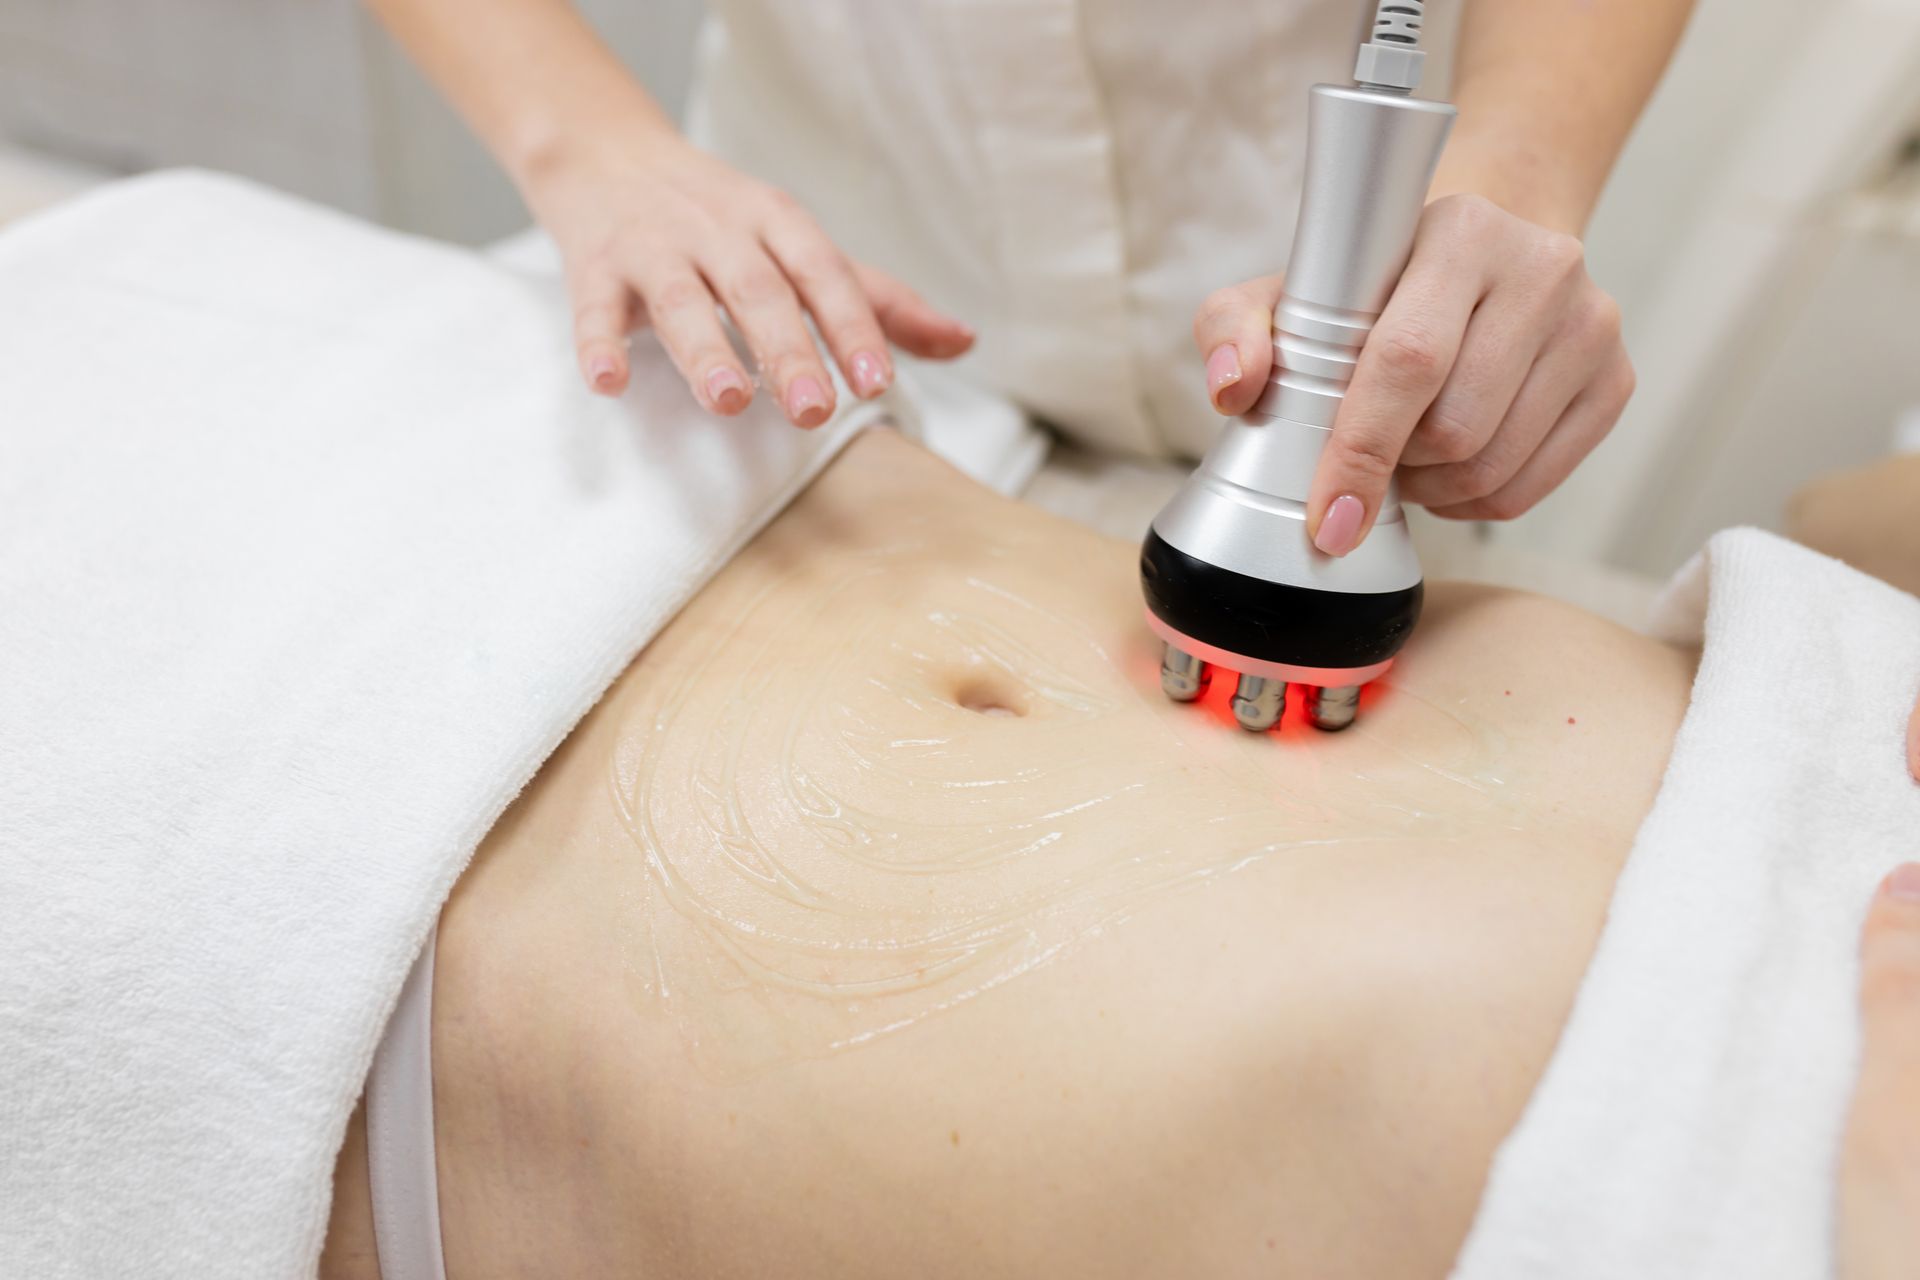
[{"left": 1141, "top": 0, "right": 1455, "bottom": 733}]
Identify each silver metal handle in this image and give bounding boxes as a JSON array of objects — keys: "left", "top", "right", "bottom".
[
  {"left": 1257, "top": 84, "right": 1456, "bottom": 434},
  {"left": 1150, "top": 79, "right": 1453, "bottom": 598}
]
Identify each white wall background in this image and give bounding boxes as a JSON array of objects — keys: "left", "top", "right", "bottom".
[
  {"left": 1526, "top": 0, "right": 1920, "bottom": 574},
  {"left": 0, "top": 0, "right": 706, "bottom": 240},
  {"left": 358, "top": 0, "right": 706, "bottom": 241}
]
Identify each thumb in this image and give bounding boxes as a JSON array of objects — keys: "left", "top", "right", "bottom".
[
  {"left": 1839, "top": 863, "right": 1920, "bottom": 1280},
  {"left": 1192, "top": 275, "right": 1285, "bottom": 417}
]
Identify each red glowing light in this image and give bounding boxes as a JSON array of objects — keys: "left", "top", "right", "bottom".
[{"left": 1142, "top": 608, "right": 1395, "bottom": 687}]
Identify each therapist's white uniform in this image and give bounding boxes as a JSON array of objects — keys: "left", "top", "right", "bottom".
[{"left": 686, "top": 0, "right": 1457, "bottom": 461}]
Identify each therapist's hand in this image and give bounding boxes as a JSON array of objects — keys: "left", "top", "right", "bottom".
[
  {"left": 1838, "top": 863, "right": 1920, "bottom": 1280},
  {"left": 528, "top": 132, "right": 975, "bottom": 423},
  {"left": 1194, "top": 194, "right": 1634, "bottom": 555}
]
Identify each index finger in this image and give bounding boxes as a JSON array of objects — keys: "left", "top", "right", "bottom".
[{"left": 1307, "top": 236, "right": 1484, "bottom": 556}]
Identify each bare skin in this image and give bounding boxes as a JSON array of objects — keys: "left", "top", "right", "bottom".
[
  {"left": 1810, "top": 457, "right": 1920, "bottom": 1280},
  {"left": 1790, "top": 454, "right": 1920, "bottom": 600},
  {"left": 324, "top": 429, "right": 1696, "bottom": 1278},
  {"left": 1841, "top": 864, "right": 1920, "bottom": 1280},
  {"left": 1788, "top": 454, "right": 1920, "bottom": 781}
]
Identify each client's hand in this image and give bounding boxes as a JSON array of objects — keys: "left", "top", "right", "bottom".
[
  {"left": 1194, "top": 194, "right": 1633, "bottom": 556},
  {"left": 1910, "top": 698, "right": 1919, "bottom": 784},
  {"left": 528, "top": 130, "right": 975, "bottom": 421},
  {"left": 1838, "top": 863, "right": 1920, "bottom": 1280}
]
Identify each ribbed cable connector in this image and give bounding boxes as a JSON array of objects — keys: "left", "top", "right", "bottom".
[
  {"left": 1354, "top": 1, "right": 1427, "bottom": 93},
  {"left": 1370, "top": 0, "right": 1425, "bottom": 45}
]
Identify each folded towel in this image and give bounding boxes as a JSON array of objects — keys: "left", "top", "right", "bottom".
[
  {"left": 1453, "top": 529, "right": 1920, "bottom": 1279},
  {"left": 0, "top": 171, "right": 885, "bottom": 1279}
]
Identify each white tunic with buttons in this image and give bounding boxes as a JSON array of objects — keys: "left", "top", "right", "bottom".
[{"left": 685, "top": 0, "right": 1455, "bottom": 460}]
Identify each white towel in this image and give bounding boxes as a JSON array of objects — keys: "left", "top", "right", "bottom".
[
  {"left": 0, "top": 171, "right": 886, "bottom": 1279},
  {"left": 1454, "top": 528, "right": 1920, "bottom": 1279}
]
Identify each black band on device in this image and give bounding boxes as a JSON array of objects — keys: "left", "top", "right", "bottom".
[{"left": 1140, "top": 529, "right": 1423, "bottom": 670}]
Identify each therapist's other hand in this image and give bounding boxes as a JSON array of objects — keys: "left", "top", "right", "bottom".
[
  {"left": 1194, "top": 194, "right": 1634, "bottom": 555},
  {"left": 529, "top": 134, "right": 975, "bottom": 422},
  {"left": 1839, "top": 863, "right": 1920, "bottom": 1280}
]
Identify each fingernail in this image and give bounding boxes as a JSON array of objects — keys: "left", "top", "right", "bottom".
[
  {"left": 850, "top": 350, "right": 889, "bottom": 398},
  {"left": 589, "top": 356, "right": 619, "bottom": 392},
  {"left": 1205, "top": 344, "right": 1241, "bottom": 405},
  {"left": 1313, "top": 494, "right": 1366, "bottom": 557},
  {"left": 786, "top": 375, "right": 831, "bottom": 428},
  {"left": 1885, "top": 863, "right": 1920, "bottom": 902},
  {"left": 706, "top": 367, "right": 749, "bottom": 414}
]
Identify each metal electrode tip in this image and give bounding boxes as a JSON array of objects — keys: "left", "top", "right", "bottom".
[
  {"left": 1305, "top": 684, "right": 1361, "bottom": 732},
  {"left": 1230, "top": 674, "right": 1287, "bottom": 732},
  {"left": 1159, "top": 644, "right": 1209, "bottom": 702}
]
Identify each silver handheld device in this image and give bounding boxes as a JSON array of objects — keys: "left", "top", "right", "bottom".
[{"left": 1141, "top": 0, "right": 1455, "bottom": 732}]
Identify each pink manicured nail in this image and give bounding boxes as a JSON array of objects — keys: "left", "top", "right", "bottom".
[
  {"left": 706, "top": 367, "right": 750, "bottom": 414},
  {"left": 1313, "top": 494, "right": 1366, "bottom": 557},
  {"left": 1205, "top": 344, "right": 1241, "bottom": 405},
  {"left": 1885, "top": 863, "right": 1920, "bottom": 902},
  {"left": 589, "top": 356, "right": 619, "bottom": 392},
  {"left": 786, "top": 375, "right": 831, "bottom": 428},
  {"left": 850, "top": 350, "right": 889, "bottom": 398}
]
